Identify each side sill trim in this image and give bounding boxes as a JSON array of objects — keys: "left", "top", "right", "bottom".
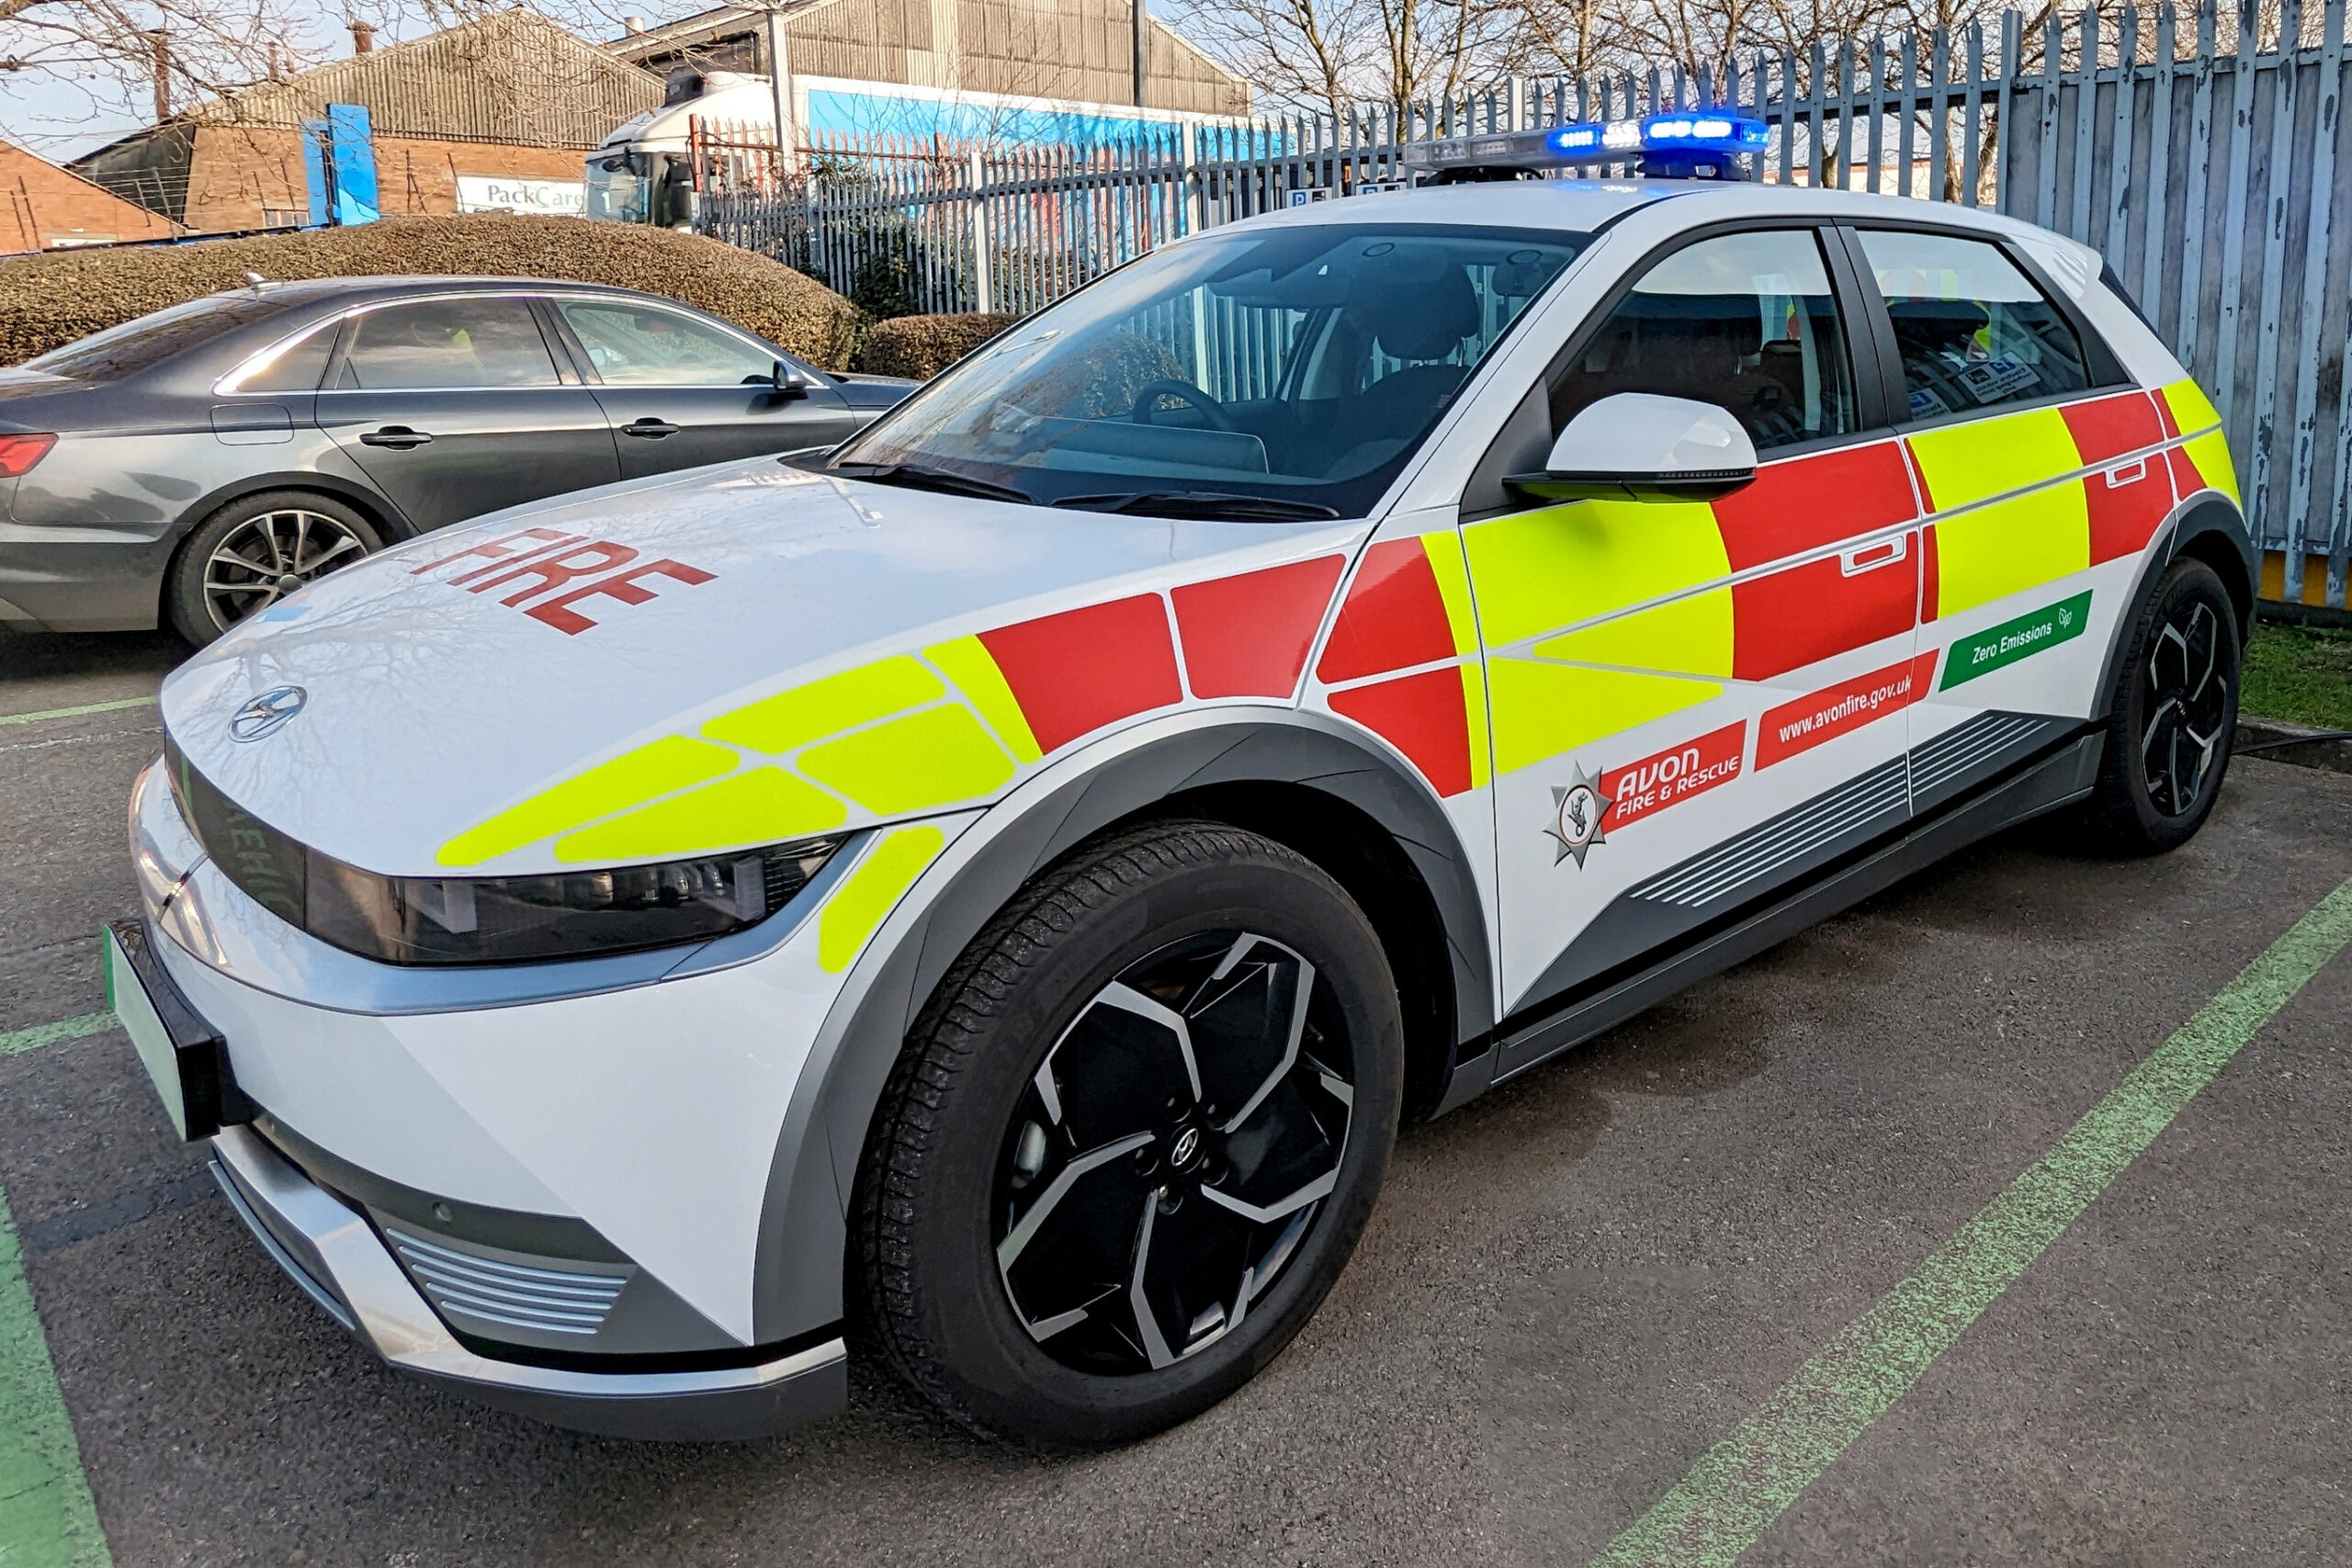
[{"left": 1488, "top": 729, "right": 2103, "bottom": 1084}]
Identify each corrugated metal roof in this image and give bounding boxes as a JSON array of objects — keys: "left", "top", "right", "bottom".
[{"left": 197, "top": 9, "right": 662, "bottom": 149}]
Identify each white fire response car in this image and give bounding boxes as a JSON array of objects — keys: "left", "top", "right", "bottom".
[{"left": 108, "top": 116, "right": 2249, "bottom": 1446}]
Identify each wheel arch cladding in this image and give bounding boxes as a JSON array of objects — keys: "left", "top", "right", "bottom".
[
  {"left": 2090, "top": 494, "right": 2256, "bottom": 720},
  {"left": 747, "top": 714, "right": 1495, "bottom": 1344}
]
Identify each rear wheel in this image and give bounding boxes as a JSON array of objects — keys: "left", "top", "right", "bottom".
[
  {"left": 854, "top": 821, "right": 1403, "bottom": 1447},
  {"left": 167, "top": 491, "right": 383, "bottom": 645},
  {"left": 2080, "top": 558, "right": 2240, "bottom": 853}
]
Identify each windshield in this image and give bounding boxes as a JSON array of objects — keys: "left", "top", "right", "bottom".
[
  {"left": 23, "top": 292, "right": 289, "bottom": 380},
  {"left": 585, "top": 152, "right": 653, "bottom": 223},
  {"left": 830, "top": 222, "right": 1587, "bottom": 518}
]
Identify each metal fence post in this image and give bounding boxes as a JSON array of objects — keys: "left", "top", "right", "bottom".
[{"left": 967, "top": 146, "right": 993, "bottom": 316}]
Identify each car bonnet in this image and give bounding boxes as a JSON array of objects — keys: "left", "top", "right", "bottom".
[{"left": 160, "top": 458, "right": 1370, "bottom": 877}]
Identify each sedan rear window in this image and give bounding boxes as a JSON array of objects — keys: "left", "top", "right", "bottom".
[{"left": 23, "top": 292, "right": 289, "bottom": 381}]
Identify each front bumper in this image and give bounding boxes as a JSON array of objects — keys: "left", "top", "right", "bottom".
[{"left": 208, "top": 1123, "right": 847, "bottom": 1440}]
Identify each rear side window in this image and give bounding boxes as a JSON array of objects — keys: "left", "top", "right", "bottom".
[
  {"left": 239, "top": 324, "right": 337, "bottom": 392},
  {"left": 336, "top": 299, "right": 560, "bottom": 390},
  {"left": 1856, "top": 230, "right": 2090, "bottom": 422},
  {"left": 1552, "top": 228, "right": 1858, "bottom": 452}
]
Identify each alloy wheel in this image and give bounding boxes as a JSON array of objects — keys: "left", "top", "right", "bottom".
[
  {"left": 992, "top": 931, "right": 1356, "bottom": 1374},
  {"left": 2141, "top": 599, "right": 2228, "bottom": 818},
  {"left": 202, "top": 508, "right": 371, "bottom": 631}
]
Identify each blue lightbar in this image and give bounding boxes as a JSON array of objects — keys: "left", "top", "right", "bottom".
[{"left": 1403, "top": 112, "right": 1770, "bottom": 178}]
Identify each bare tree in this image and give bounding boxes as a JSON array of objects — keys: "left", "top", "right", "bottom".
[
  {"left": 1176, "top": 0, "right": 1522, "bottom": 118},
  {"left": 0, "top": 0, "right": 328, "bottom": 141}
]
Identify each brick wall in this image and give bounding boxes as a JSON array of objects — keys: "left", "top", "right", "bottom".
[
  {"left": 181, "top": 125, "right": 594, "bottom": 231},
  {"left": 0, "top": 141, "right": 184, "bottom": 253}
]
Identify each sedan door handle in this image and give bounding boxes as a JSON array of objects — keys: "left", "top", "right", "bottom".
[
  {"left": 358, "top": 425, "right": 433, "bottom": 449},
  {"left": 621, "top": 419, "right": 680, "bottom": 439}
]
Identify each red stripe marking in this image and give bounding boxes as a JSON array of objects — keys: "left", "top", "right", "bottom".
[
  {"left": 1905, "top": 441, "right": 1937, "bottom": 514},
  {"left": 2153, "top": 388, "right": 2183, "bottom": 439},
  {"left": 1315, "top": 538, "right": 1455, "bottom": 683},
  {"left": 1732, "top": 543, "right": 1916, "bottom": 682},
  {"left": 2060, "top": 389, "right": 2166, "bottom": 468},
  {"left": 1325, "top": 668, "right": 1474, "bottom": 796},
  {"left": 2166, "top": 445, "right": 2205, "bottom": 498},
  {"left": 1172, "top": 555, "right": 1347, "bottom": 698},
  {"left": 1713, "top": 441, "right": 1917, "bottom": 571},
  {"left": 1755, "top": 651, "right": 1939, "bottom": 769},
  {"left": 978, "top": 594, "right": 1184, "bottom": 755},
  {"left": 2086, "top": 457, "right": 2174, "bottom": 564}
]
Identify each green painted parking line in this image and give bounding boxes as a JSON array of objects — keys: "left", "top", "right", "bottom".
[
  {"left": 1590, "top": 873, "right": 2352, "bottom": 1568},
  {"left": 0, "top": 699, "right": 156, "bottom": 730},
  {"left": 0, "top": 1187, "right": 108, "bottom": 1567},
  {"left": 0, "top": 1018, "right": 123, "bottom": 1562},
  {"left": 0, "top": 1018, "right": 115, "bottom": 1059}
]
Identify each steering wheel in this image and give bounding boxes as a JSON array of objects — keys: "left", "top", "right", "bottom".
[{"left": 1130, "top": 378, "right": 1238, "bottom": 432}]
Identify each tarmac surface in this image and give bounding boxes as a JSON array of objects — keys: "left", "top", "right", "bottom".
[{"left": 5, "top": 625, "right": 2349, "bottom": 1566}]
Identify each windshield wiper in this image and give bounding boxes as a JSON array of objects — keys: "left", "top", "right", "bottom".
[
  {"left": 1051, "top": 491, "right": 1341, "bottom": 522},
  {"left": 826, "top": 461, "right": 1035, "bottom": 505}
]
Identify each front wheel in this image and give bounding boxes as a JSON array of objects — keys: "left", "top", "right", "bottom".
[
  {"left": 854, "top": 821, "right": 1403, "bottom": 1447},
  {"left": 2079, "top": 557, "right": 2241, "bottom": 853}
]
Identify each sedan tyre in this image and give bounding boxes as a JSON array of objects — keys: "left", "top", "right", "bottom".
[
  {"left": 2080, "top": 557, "right": 2241, "bottom": 853},
  {"left": 854, "top": 820, "right": 1404, "bottom": 1447},
  {"left": 167, "top": 491, "right": 385, "bottom": 645}
]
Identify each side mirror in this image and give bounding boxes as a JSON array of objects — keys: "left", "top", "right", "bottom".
[
  {"left": 1506, "top": 392, "right": 1758, "bottom": 504},
  {"left": 771, "top": 359, "right": 808, "bottom": 400}
]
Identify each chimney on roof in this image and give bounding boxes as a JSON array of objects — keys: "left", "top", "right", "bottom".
[
  {"left": 148, "top": 28, "right": 170, "bottom": 120},
  {"left": 624, "top": 14, "right": 647, "bottom": 31},
  {"left": 349, "top": 18, "right": 376, "bottom": 53}
]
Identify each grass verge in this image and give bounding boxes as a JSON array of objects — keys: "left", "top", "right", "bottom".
[{"left": 2244, "top": 619, "right": 2352, "bottom": 730}]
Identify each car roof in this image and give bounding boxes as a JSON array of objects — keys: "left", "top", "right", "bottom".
[
  {"left": 209, "top": 275, "right": 690, "bottom": 310},
  {"left": 1215, "top": 175, "right": 2050, "bottom": 245}
]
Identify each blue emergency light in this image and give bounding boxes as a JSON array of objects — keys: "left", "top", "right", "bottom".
[{"left": 1403, "top": 111, "right": 1770, "bottom": 182}]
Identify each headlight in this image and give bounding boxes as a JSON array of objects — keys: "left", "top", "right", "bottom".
[{"left": 164, "top": 744, "right": 843, "bottom": 967}]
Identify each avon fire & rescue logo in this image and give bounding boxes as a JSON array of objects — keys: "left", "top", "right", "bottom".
[
  {"left": 1546, "top": 761, "right": 1611, "bottom": 867},
  {"left": 1545, "top": 722, "right": 1749, "bottom": 869}
]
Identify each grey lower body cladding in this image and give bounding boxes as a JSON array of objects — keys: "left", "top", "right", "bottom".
[{"left": 1482, "top": 712, "right": 2095, "bottom": 1084}]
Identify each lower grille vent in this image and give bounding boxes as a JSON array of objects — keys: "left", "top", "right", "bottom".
[{"left": 386, "top": 1228, "right": 629, "bottom": 1337}]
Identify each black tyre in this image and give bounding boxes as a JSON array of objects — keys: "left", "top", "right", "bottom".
[
  {"left": 167, "top": 491, "right": 384, "bottom": 646},
  {"left": 2080, "top": 557, "right": 2241, "bottom": 853},
  {"left": 854, "top": 820, "right": 1404, "bottom": 1447}
]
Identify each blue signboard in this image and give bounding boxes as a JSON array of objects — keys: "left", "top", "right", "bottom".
[{"left": 301, "top": 103, "right": 380, "bottom": 226}]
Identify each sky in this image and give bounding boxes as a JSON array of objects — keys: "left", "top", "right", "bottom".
[{"left": 2, "top": 1, "right": 641, "bottom": 162}]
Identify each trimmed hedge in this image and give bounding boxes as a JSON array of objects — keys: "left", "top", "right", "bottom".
[
  {"left": 852, "top": 312, "right": 1019, "bottom": 379},
  {"left": 0, "top": 214, "right": 864, "bottom": 370}
]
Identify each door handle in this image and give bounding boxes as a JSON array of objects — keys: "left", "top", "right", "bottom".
[
  {"left": 358, "top": 425, "right": 432, "bottom": 449},
  {"left": 2102, "top": 457, "right": 2150, "bottom": 488},
  {"left": 1838, "top": 535, "right": 1908, "bottom": 576},
  {"left": 622, "top": 419, "right": 680, "bottom": 439}
]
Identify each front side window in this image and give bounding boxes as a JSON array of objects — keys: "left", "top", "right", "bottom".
[
  {"left": 830, "top": 223, "right": 1587, "bottom": 518},
  {"left": 336, "top": 299, "right": 560, "bottom": 390},
  {"left": 1554, "top": 228, "right": 1857, "bottom": 452},
  {"left": 1857, "top": 230, "right": 2091, "bottom": 422},
  {"left": 558, "top": 301, "right": 775, "bottom": 386}
]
